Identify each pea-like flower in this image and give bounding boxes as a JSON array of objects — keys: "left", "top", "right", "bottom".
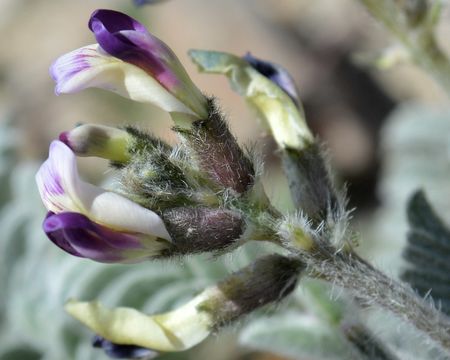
[
  {"left": 36, "top": 140, "right": 172, "bottom": 263},
  {"left": 190, "top": 50, "right": 313, "bottom": 151},
  {"left": 50, "top": 9, "right": 208, "bottom": 119},
  {"left": 65, "top": 254, "right": 302, "bottom": 355}
]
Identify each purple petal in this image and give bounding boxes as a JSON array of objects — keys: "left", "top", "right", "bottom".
[
  {"left": 243, "top": 53, "right": 300, "bottom": 106},
  {"left": 88, "top": 9, "right": 179, "bottom": 91},
  {"left": 44, "top": 212, "right": 83, "bottom": 257},
  {"left": 43, "top": 212, "right": 145, "bottom": 263}
]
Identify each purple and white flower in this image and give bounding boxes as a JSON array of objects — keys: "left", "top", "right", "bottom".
[
  {"left": 36, "top": 140, "right": 171, "bottom": 263},
  {"left": 243, "top": 52, "right": 300, "bottom": 107},
  {"left": 44, "top": 212, "right": 169, "bottom": 263},
  {"left": 50, "top": 9, "right": 208, "bottom": 119}
]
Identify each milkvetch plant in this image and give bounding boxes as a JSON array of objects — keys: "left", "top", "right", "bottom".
[{"left": 37, "top": 7, "right": 450, "bottom": 359}]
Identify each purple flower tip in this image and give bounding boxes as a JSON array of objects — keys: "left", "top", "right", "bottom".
[
  {"left": 43, "top": 212, "right": 145, "bottom": 263},
  {"left": 243, "top": 52, "right": 300, "bottom": 106},
  {"left": 87, "top": 9, "right": 179, "bottom": 92},
  {"left": 88, "top": 9, "right": 148, "bottom": 59},
  {"left": 58, "top": 131, "right": 70, "bottom": 146},
  {"left": 92, "top": 335, "right": 157, "bottom": 359},
  {"left": 43, "top": 212, "right": 83, "bottom": 257}
]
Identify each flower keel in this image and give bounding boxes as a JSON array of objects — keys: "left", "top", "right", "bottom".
[{"left": 44, "top": 212, "right": 169, "bottom": 263}]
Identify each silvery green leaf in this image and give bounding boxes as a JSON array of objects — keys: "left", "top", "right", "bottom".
[
  {"left": 402, "top": 190, "right": 450, "bottom": 315},
  {"left": 239, "top": 311, "right": 357, "bottom": 360},
  {"left": 240, "top": 279, "right": 350, "bottom": 359}
]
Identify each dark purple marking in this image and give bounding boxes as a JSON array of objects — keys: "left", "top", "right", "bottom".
[
  {"left": 43, "top": 212, "right": 144, "bottom": 263},
  {"left": 243, "top": 52, "right": 300, "bottom": 106},
  {"left": 43, "top": 212, "right": 83, "bottom": 257},
  {"left": 92, "top": 335, "right": 158, "bottom": 359},
  {"left": 88, "top": 9, "right": 179, "bottom": 91}
]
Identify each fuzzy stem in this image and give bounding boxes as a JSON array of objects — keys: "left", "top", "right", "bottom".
[
  {"left": 358, "top": 0, "right": 450, "bottom": 96},
  {"left": 282, "top": 143, "right": 339, "bottom": 225},
  {"left": 311, "top": 249, "right": 450, "bottom": 353}
]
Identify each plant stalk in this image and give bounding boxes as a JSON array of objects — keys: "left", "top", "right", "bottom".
[{"left": 310, "top": 249, "right": 450, "bottom": 353}]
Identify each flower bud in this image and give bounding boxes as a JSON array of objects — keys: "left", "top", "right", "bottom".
[
  {"left": 59, "top": 124, "right": 132, "bottom": 163},
  {"left": 283, "top": 143, "right": 341, "bottom": 224},
  {"left": 200, "top": 254, "right": 303, "bottom": 326},
  {"left": 162, "top": 207, "right": 244, "bottom": 254},
  {"left": 118, "top": 156, "right": 191, "bottom": 210},
  {"left": 177, "top": 99, "right": 255, "bottom": 194}
]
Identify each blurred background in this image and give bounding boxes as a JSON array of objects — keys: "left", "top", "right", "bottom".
[{"left": 1, "top": 0, "right": 450, "bottom": 359}]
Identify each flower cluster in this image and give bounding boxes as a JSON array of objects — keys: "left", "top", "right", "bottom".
[{"left": 38, "top": 9, "right": 310, "bottom": 359}]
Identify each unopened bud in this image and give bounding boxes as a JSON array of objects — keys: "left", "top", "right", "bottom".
[
  {"left": 200, "top": 254, "right": 303, "bottom": 327},
  {"left": 59, "top": 124, "right": 131, "bottom": 163},
  {"left": 117, "top": 131, "right": 194, "bottom": 211},
  {"left": 283, "top": 142, "right": 341, "bottom": 224},
  {"left": 177, "top": 99, "right": 255, "bottom": 193},
  {"left": 162, "top": 207, "right": 244, "bottom": 254}
]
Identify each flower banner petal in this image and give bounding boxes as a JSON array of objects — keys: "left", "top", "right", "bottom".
[{"left": 50, "top": 44, "right": 195, "bottom": 115}]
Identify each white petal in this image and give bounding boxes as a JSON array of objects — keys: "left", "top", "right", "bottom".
[
  {"left": 50, "top": 44, "right": 195, "bottom": 115},
  {"left": 36, "top": 141, "right": 171, "bottom": 240}
]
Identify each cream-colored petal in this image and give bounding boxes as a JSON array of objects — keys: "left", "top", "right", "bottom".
[
  {"left": 61, "top": 124, "right": 131, "bottom": 162},
  {"left": 65, "top": 293, "right": 213, "bottom": 352}
]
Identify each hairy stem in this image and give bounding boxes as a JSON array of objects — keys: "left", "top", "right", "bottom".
[
  {"left": 358, "top": 0, "right": 450, "bottom": 95},
  {"left": 311, "top": 249, "right": 450, "bottom": 353}
]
